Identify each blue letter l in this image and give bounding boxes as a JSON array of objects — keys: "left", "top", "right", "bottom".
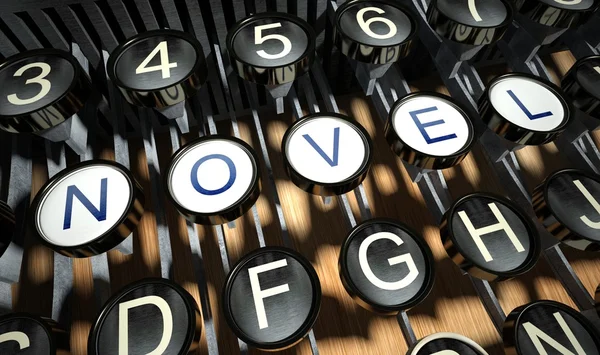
[{"left": 507, "top": 90, "right": 553, "bottom": 120}]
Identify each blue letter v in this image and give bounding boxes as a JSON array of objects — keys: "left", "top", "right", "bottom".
[{"left": 302, "top": 127, "right": 340, "bottom": 167}]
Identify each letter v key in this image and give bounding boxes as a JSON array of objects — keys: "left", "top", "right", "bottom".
[{"left": 303, "top": 127, "right": 340, "bottom": 167}]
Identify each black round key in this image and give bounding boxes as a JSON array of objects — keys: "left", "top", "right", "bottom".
[
  {"left": 533, "top": 169, "right": 600, "bottom": 251},
  {"left": 440, "top": 193, "right": 541, "bottom": 281},
  {"left": 0, "top": 313, "right": 69, "bottom": 354},
  {"left": 562, "top": 55, "right": 600, "bottom": 118},
  {"left": 339, "top": 219, "right": 434, "bottom": 314},
  {"left": 479, "top": 73, "right": 572, "bottom": 145},
  {"left": 0, "top": 201, "right": 15, "bottom": 259},
  {"left": 503, "top": 300, "right": 600, "bottom": 354},
  {"left": 107, "top": 29, "right": 207, "bottom": 108},
  {"left": 223, "top": 247, "right": 321, "bottom": 351},
  {"left": 281, "top": 113, "right": 372, "bottom": 196},
  {"left": 427, "top": 0, "right": 513, "bottom": 45},
  {"left": 515, "top": 0, "right": 599, "bottom": 28},
  {"left": 165, "top": 135, "right": 261, "bottom": 225},
  {"left": 385, "top": 92, "right": 475, "bottom": 170},
  {"left": 333, "top": 0, "right": 418, "bottom": 64},
  {"left": 88, "top": 278, "right": 202, "bottom": 355},
  {"left": 0, "top": 49, "right": 91, "bottom": 133},
  {"left": 30, "top": 160, "right": 145, "bottom": 258},
  {"left": 407, "top": 332, "right": 488, "bottom": 355},
  {"left": 227, "top": 12, "right": 316, "bottom": 85}
]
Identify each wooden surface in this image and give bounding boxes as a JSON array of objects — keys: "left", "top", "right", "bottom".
[{"left": 8, "top": 49, "right": 600, "bottom": 355}]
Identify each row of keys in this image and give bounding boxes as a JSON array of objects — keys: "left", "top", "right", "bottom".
[
  {"left": 13, "top": 130, "right": 600, "bottom": 262},
  {"left": 1, "top": 2, "right": 599, "bottom": 134},
  {"left": 0, "top": 88, "right": 596, "bottom": 259},
  {"left": 1, "top": 278, "right": 600, "bottom": 352}
]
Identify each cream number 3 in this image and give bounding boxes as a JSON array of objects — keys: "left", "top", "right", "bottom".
[{"left": 7, "top": 62, "right": 52, "bottom": 106}]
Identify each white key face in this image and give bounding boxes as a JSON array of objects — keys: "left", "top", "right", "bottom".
[
  {"left": 391, "top": 96, "right": 471, "bottom": 156},
  {"left": 36, "top": 165, "right": 132, "bottom": 247},
  {"left": 285, "top": 116, "right": 367, "bottom": 184},
  {"left": 168, "top": 139, "right": 255, "bottom": 214},
  {"left": 489, "top": 76, "right": 566, "bottom": 132}
]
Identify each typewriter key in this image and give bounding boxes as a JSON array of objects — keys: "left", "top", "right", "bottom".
[
  {"left": 31, "top": 160, "right": 145, "bottom": 258},
  {"left": 503, "top": 300, "right": 600, "bottom": 354},
  {"left": 282, "top": 113, "right": 373, "bottom": 196},
  {"left": 515, "top": 0, "right": 599, "bottom": 28},
  {"left": 227, "top": 12, "right": 316, "bottom": 85},
  {"left": 427, "top": 0, "right": 513, "bottom": 45},
  {"left": 0, "top": 201, "right": 15, "bottom": 259},
  {"left": 107, "top": 29, "right": 207, "bottom": 108},
  {"left": 407, "top": 332, "right": 488, "bottom": 355},
  {"left": 385, "top": 92, "right": 475, "bottom": 170},
  {"left": 223, "top": 247, "right": 321, "bottom": 351},
  {"left": 562, "top": 55, "right": 600, "bottom": 118},
  {"left": 339, "top": 219, "right": 434, "bottom": 314},
  {"left": 533, "top": 169, "right": 600, "bottom": 251},
  {"left": 88, "top": 278, "right": 201, "bottom": 355},
  {"left": 0, "top": 49, "right": 91, "bottom": 133},
  {"left": 334, "top": 0, "right": 417, "bottom": 64},
  {"left": 0, "top": 313, "right": 69, "bottom": 354},
  {"left": 165, "top": 135, "right": 261, "bottom": 225},
  {"left": 440, "top": 193, "right": 541, "bottom": 281},
  {"left": 479, "top": 73, "right": 572, "bottom": 145}
]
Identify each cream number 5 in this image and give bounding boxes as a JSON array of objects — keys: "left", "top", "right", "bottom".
[
  {"left": 255, "top": 23, "right": 292, "bottom": 60},
  {"left": 357, "top": 7, "right": 397, "bottom": 40},
  {"left": 7, "top": 62, "right": 52, "bottom": 106}
]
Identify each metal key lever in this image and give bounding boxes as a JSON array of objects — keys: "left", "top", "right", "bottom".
[{"left": 0, "top": 136, "right": 30, "bottom": 315}]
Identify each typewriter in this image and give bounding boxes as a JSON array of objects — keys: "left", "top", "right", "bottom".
[{"left": 0, "top": 0, "right": 600, "bottom": 353}]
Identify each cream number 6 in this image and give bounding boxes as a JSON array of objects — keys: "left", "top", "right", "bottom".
[
  {"left": 7, "top": 62, "right": 52, "bottom": 106},
  {"left": 357, "top": 7, "right": 397, "bottom": 40},
  {"left": 255, "top": 23, "right": 292, "bottom": 60}
]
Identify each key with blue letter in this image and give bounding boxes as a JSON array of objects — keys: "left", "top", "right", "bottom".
[
  {"left": 31, "top": 160, "right": 144, "bottom": 257},
  {"left": 282, "top": 113, "right": 373, "bottom": 196},
  {"left": 386, "top": 92, "right": 475, "bottom": 170},
  {"left": 165, "top": 136, "right": 261, "bottom": 225}
]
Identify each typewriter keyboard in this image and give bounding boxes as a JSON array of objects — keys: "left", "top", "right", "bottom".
[{"left": 1, "top": 0, "right": 600, "bottom": 354}]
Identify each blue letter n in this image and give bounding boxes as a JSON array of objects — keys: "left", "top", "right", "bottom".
[{"left": 63, "top": 178, "right": 108, "bottom": 230}]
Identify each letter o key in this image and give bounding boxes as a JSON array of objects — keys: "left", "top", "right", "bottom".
[{"left": 165, "top": 135, "right": 261, "bottom": 225}]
